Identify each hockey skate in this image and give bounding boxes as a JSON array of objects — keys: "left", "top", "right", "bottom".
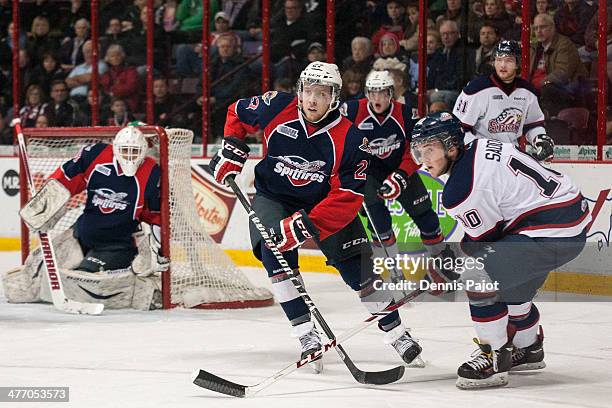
[
  {"left": 292, "top": 321, "right": 323, "bottom": 374},
  {"left": 511, "top": 327, "right": 546, "bottom": 371},
  {"left": 456, "top": 338, "right": 513, "bottom": 390},
  {"left": 383, "top": 324, "right": 423, "bottom": 366}
]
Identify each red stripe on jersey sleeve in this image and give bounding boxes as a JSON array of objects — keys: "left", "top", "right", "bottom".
[
  {"left": 308, "top": 183, "right": 364, "bottom": 240},
  {"left": 49, "top": 167, "right": 86, "bottom": 196},
  {"left": 224, "top": 102, "right": 258, "bottom": 140}
]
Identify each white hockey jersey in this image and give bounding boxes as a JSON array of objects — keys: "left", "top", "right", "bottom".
[
  {"left": 443, "top": 139, "right": 590, "bottom": 246},
  {"left": 453, "top": 75, "right": 546, "bottom": 145}
]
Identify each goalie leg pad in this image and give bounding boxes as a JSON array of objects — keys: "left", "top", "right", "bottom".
[
  {"left": 132, "top": 274, "right": 162, "bottom": 310},
  {"left": 20, "top": 178, "right": 71, "bottom": 232}
]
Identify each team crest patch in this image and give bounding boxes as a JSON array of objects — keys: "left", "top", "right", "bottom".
[
  {"left": 92, "top": 188, "right": 129, "bottom": 214},
  {"left": 271, "top": 155, "right": 327, "bottom": 187},
  {"left": 277, "top": 125, "right": 299, "bottom": 139},
  {"left": 492, "top": 95, "right": 503, "bottom": 100},
  {"left": 439, "top": 112, "right": 453, "bottom": 121},
  {"left": 262, "top": 91, "right": 278, "bottom": 106},
  {"left": 247, "top": 96, "right": 259, "bottom": 110},
  {"left": 488, "top": 107, "right": 523, "bottom": 133},
  {"left": 363, "top": 134, "right": 401, "bottom": 159},
  {"left": 358, "top": 137, "right": 373, "bottom": 155},
  {"left": 94, "top": 165, "right": 112, "bottom": 176},
  {"left": 339, "top": 102, "right": 348, "bottom": 116},
  {"left": 358, "top": 122, "right": 374, "bottom": 130}
]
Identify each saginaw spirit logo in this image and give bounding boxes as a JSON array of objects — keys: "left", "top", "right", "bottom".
[
  {"left": 487, "top": 107, "right": 523, "bottom": 133},
  {"left": 358, "top": 134, "right": 402, "bottom": 159},
  {"left": 92, "top": 188, "right": 129, "bottom": 214},
  {"left": 272, "top": 155, "right": 327, "bottom": 187}
]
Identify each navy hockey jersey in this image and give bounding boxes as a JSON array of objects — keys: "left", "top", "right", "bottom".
[
  {"left": 342, "top": 98, "right": 420, "bottom": 180},
  {"left": 225, "top": 91, "right": 368, "bottom": 240},
  {"left": 50, "top": 143, "right": 161, "bottom": 248}
]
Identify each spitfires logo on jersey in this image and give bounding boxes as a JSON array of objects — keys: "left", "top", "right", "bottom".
[
  {"left": 488, "top": 108, "right": 523, "bottom": 133},
  {"left": 358, "top": 134, "right": 401, "bottom": 159},
  {"left": 271, "top": 155, "right": 327, "bottom": 186},
  {"left": 92, "top": 188, "right": 129, "bottom": 214}
]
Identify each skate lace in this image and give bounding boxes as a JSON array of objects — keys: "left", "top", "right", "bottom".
[
  {"left": 392, "top": 333, "right": 417, "bottom": 355},
  {"left": 299, "top": 330, "right": 321, "bottom": 353},
  {"left": 466, "top": 351, "right": 493, "bottom": 371},
  {"left": 512, "top": 346, "right": 525, "bottom": 363}
]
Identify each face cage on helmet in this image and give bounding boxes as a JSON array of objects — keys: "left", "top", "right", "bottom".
[
  {"left": 410, "top": 132, "right": 459, "bottom": 164},
  {"left": 115, "top": 144, "right": 146, "bottom": 176},
  {"left": 366, "top": 85, "right": 394, "bottom": 102},
  {"left": 297, "top": 78, "right": 341, "bottom": 123}
]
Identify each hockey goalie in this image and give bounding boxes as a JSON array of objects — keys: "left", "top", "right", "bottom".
[{"left": 2, "top": 126, "right": 168, "bottom": 310}]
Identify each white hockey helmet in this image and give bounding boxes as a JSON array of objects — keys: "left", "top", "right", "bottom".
[
  {"left": 297, "top": 61, "right": 342, "bottom": 123},
  {"left": 113, "top": 126, "right": 148, "bottom": 177},
  {"left": 365, "top": 70, "right": 394, "bottom": 98}
]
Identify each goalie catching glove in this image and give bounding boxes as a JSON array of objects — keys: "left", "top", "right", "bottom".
[
  {"left": 209, "top": 136, "right": 250, "bottom": 185},
  {"left": 20, "top": 179, "right": 71, "bottom": 232},
  {"left": 532, "top": 134, "right": 554, "bottom": 162},
  {"left": 378, "top": 169, "right": 410, "bottom": 200},
  {"left": 269, "top": 210, "right": 319, "bottom": 252}
]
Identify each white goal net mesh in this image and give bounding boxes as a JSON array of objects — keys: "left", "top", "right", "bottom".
[{"left": 22, "top": 127, "right": 273, "bottom": 309}]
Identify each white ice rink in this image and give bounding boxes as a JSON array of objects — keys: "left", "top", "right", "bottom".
[{"left": 1, "top": 250, "right": 611, "bottom": 408}]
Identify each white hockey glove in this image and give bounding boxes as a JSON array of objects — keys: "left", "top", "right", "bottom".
[
  {"left": 149, "top": 225, "right": 170, "bottom": 274},
  {"left": 20, "top": 179, "right": 71, "bottom": 232},
  {"left": 132, "top": 225, "right": 169, "bottom": 276},
  {"left": 532, "top": 134, "right": 554, "bottom": 162}
]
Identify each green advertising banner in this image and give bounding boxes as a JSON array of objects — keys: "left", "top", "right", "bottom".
[{"left": 360, "top": 171, "right": 458, "bottom": 253}]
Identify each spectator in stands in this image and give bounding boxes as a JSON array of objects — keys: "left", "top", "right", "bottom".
[
  {"left": 427, "top": 20, "right": 469, "bottom": 107},
  {"left": 153, "top": 77, "right": 178, "bottom": 127},
  {"left": 341, "top": 37, "right": 375, "bottom": 78},
  {"left": 121, "top": 6, "right": 167, "bottom": 77},
  {"left": 340, "top": 68, "right": 366, "bottom": 101},
  {"left": 467, "top": 23, "right": 499, "bottom": 79},
  {"left": 75, "top": 88, "right": 108, "bottom": 126},
  {"left": 123, "top": 0, "right": 147, "bottom": 31},
  {"left": 306, "top": 42, "right": 326, "bottom": 63},
  {"left": 25, "top": 15, "right": 59, "bottom": 67},
  {"left": 372, "top": 0, "right": 408, "bottom": 52},
  {"left": 221, "top": 0, "right": 257, "bottom": 30},
  {"left": 66, "top": 40, "right": 108, "bottom": 104},
  {"left": 58, "top": 0, "right": 90, "bottom": 39},
  {"left": 29, "top": 51, "right": 65, "bottom": 97},
  {"left": 0, "top": 0, "right": 11, "bottom": 38},
  {"left": 46, "top": 80, "right": 76, "bottom": 127},
  {"left": 19, "top": 84, "right": 49, "bottom": 128},
  {"left": 273, "top": 77, "right": 294, "bottom": 93},
  {"left": 429, "top": 101, "right": 449, "bottom": 112},
  {"left": 470, "top": 0, "right": 513, "bottom": 41},
  {"left": 554, "top": 0, "right": 595, "bottom": 46},
  {"left": 59, "top": 18, "right": 90, "bottom": 72},
  {"left": 99, "top": 44, "right": 140, "bottom": 113},
  {"left": 535, "top": 0, "right": 556, "bottom": 17},
  {"left": 400, "top": 1, "right": 428, "bottom": 54},
  {"left": 100, "top": 18, "right": 124, "bottom": 56},
  {"left": 530, "top": 13, "right": 588, "bottom": 117},
  {"left": 176, "top": 0, "right": 206, "bottom": 32},
  {"left": 427, "top": 30, "right": 442, "bottom": 56},
  {"left": 35, "top": 114, "right": 50, "bottom": 128},
  {"left": 103, "top": 96, "right": 135, "bottom": 126},
  {"left": 270, "top": 0, "right": 310, "bottom": 64},
  {"left": 436, "top": 0, "right": 468, "bottom": 38},
  {"left": 387, "top": 67, "right": 418, "bottom": 110},
  {"left": 211, "top": 12, "right": 241, "bottom": 50},
  {"left": 578, "top": 4, "right": 612, "bottom": 71}
]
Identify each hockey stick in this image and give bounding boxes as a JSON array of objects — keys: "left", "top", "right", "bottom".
[
  {"left": 15, "top": 121, "right": 104, "bottom": 315},
  {"left": 585, "top": 189, "right": 610, "bottom": 233},
  {"left": 192, "top": 284, "right": 424, "bottom": 397},
  {"left": 202, "top": 167, "right": 405, "bottom": 385}
]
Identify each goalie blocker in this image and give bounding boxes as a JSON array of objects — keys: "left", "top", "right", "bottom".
[{"left": 20, "top": 179, "right": 70, "bottom": 232}]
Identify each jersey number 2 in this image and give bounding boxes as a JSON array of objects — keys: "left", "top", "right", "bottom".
[
  {"left": 354, "top": 160, "right": 368, "bottom": 180},
  {"left": 508, "top": 157, "right": 560, "bottom": 197}
]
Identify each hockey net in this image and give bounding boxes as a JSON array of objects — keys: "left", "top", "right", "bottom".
[{"left": 18, "top": 126, "right": 273, "bottom": 309}]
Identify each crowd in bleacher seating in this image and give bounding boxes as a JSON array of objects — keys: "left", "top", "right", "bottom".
[{"left": 0, "top": 0, "right": 610, "bottom": 146}]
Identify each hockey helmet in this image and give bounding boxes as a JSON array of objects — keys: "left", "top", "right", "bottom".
[
  {"left": 410, "top": 111, "right": 465, "bottom": 165},
  {"left": 297, "top": 61, "right": 342, "bottom": 122},
  {"left": 113, "top": 126, "right": 148, "bottom": 176},
  {"left": 365, "top": 70, "right": 395, "bottom": 98},
  {"left": 493, "top": 40, "right": 521, "bottom": 68}
]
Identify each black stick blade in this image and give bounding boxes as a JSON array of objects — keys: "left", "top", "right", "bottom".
[
  {"left": 362, "top": 365, "right": 405, "bottom": 385},
  {"left": 191, "top": 369, "right": 247, "bottom": 398}
]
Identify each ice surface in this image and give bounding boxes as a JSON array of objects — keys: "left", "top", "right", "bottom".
[{"left": 1, "top": 251, "right": 610, "bottom": 408}]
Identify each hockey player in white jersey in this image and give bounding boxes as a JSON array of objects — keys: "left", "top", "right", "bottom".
[
  {"left": 453, "top": 40, "right": 554, "bottom": 162},
  {"left": 410, "top": 112, "right": 589, "bottom": 389}
]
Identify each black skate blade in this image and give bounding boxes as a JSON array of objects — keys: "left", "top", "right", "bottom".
[{"left": 192, "top": 369, "right": 246, "bottom": 398}]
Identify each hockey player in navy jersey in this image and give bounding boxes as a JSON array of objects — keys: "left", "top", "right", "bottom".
[
  {"left": 453, "top": 40, "right": 555, "bottom": 162},
  {"left": 341, "top": 70, "right": 455, "bottom": 290},
  {"left": 6, "top": 126, "right": 167, "bottom": 310},
  {"left": 410, "top": 112, "right": 589, "bottom": 389},
  {"left": 209, "top": 62, "right": 422, "bottom": 372}
]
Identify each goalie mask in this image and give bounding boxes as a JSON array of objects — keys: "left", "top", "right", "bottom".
[
  {"left": 297, "top": 61, "right": 342, "bottom": 123},
  {"left": 113, "top": 126, "right": 147, "bottom": 177}
]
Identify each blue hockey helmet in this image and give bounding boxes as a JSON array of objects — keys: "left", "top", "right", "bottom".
[
  {"left": 410, "top": 112, "right": 465, "bottom": 164},
  {"left": 493, "top": 40, "right": 521, "bottom": 68}
]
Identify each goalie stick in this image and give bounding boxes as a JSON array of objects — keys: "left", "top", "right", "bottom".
[
  {"left": 202, "top": 167, "right": 407, "bottom": 385},
  {"left": 192, "top": 284, "right": 424, "bottom": 397},
  {"left": 15, "top": 120, "right": 104, "bottom": 315}
]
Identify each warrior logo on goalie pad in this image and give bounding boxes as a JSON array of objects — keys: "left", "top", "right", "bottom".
[{"left": 92, "top": 188, "right": 129, "bottom": 214}]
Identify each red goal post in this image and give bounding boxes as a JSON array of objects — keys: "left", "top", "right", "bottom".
[{"left": 17, "top": 125, "right": 273, "bottom": 310}]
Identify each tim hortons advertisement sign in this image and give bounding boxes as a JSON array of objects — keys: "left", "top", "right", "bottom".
[{"left": 191, "top": 164, "right": 237, "bottom": 241}]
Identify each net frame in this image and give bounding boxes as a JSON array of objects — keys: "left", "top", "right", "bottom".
[{"left": 17, "top": 126, "right": 273, "bottom": 309}]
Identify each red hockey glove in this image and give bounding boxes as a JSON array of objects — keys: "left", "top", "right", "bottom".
[
  {"left": 209, "top": 137, "right": 250, "bottom": 185},
  {"left": 378, "top": 169, "right": 410, "bottom": 200},
  {"left": 271, "top": 210, "right": 319, "bottom": 252}
]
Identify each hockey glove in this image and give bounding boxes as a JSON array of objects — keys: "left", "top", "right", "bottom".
[
  {"left": 532, "top": 134, "right": 554, "bottom": 162},
  {"left": 424, "top": 243, "right": 461, "bottom": 296},
  {"left": 209, "top": 136, "right": 250, "bottom": 185},
  {"left": 270, "top": 210, "right": 319, "bottom": 252},
  {"left": 378, "top": 169, "right": 410, "bottom": 200},
  {"left": 149, "top": 225, "right": 170, "bottom": 273}
]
